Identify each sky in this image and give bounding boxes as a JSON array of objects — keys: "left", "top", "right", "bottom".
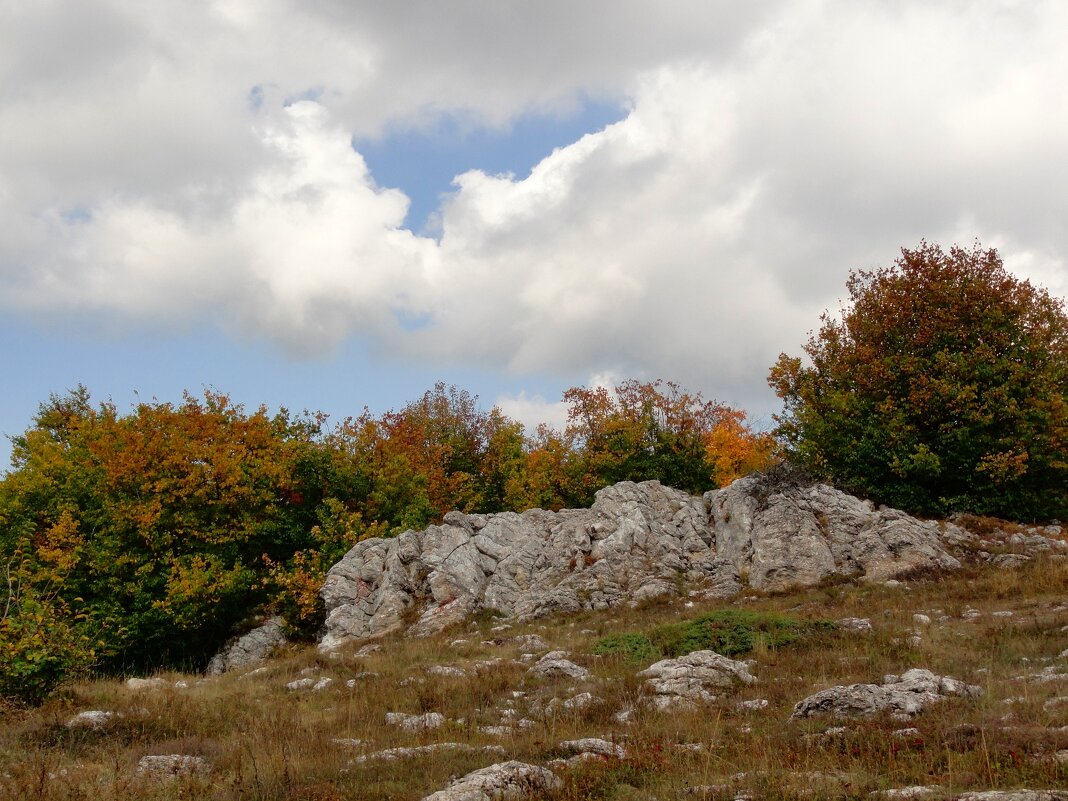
[{"left": 2, "top": 1, "right": 1067, "bottom": 469}]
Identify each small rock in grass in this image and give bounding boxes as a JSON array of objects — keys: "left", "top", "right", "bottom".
[
  {"left": 558, "top": 738, "right": 625, "bottom": 759},
  {"left": 639, "top": 650, "right": 757, "bottom": 710},
  {"left": 136, "top": 755, "right": 210, "bottom": 781},
  {"left": 384, "top": 711, "right": 445, "bottom": 731},
  {"left": 837, "top": 617, "right": 873, "bottom": 633},
  {"left": 427, "top": 665, "right": 467, "bottom": 677},
  {"left": 285, "top": 677, "right": 316, "bottom": 691},
  {"left": 421, "top": 761, "right": 561, "bottom": 801},
  {"left": 737, "top": 698, "right": 769, "bottom": 711},
  {"left": 791, "top": 668, "right": 981, "bottom": 721},
  {"left": 912, "top": 614, "right": 931, "bottom": 627},
  {"left": 312, "top": 677, "right": 333, "bottom": 691},
  {"left": 354, "top": 643, "right": 382, "bottom": 657},
  {"left": 529, "top": 651, "right": 591, "bottom": 681},
  {"left": 65, "top": 711, "right": 115, "bottom": 730},
  {"left": 870, "top": 786, "right": 943, "bottom": 799},
  {"left": 125, "top": 677, "right": 166, "bottom": 691}
]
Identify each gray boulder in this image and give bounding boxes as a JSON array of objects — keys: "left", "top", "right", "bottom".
[
  {"left": 318, "top": 476, "right": 961, "bottom": 651},
  {"left": 421, "top": 760, "right": 562, "bottom": 801},
  {"left": 791, "top": 668, "right": 981, "bottom": 721},
  {"left": 638, "top": 649, "right": 757, "bottom": 709},
  {"left": 206, "top": 617, "right": 287, "bottom": 675}
]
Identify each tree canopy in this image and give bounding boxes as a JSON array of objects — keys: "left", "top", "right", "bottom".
[
  {"left": 1, "top": 379, "right": 774, "bottom": 701},
  {"left": 768, "top": 242, "right": 1068, "bottom": 520}
]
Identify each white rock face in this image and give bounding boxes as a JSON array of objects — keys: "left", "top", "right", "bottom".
[
  {"left": 709, "top": 475, "right": 961, "bottom": 592},
  {"left": 318, "top": 476, "right": 962, "bottom": 650},
  {"left": 421, "top": 761, "right": 562, "bottom": 801},
  {"left": 791, "top": 669, "right": 982, "bottom": 720},
  {"left": 206, "top": 617, "right": 287, "bottom": 675},
  {"left": 638, "top": 650, "right": 758, "bottom": 709},
  {"left": 135, "top": 755, "right": 210, "bottom": 781}
]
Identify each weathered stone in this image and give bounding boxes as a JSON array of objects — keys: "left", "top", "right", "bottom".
[
  {"left": 558, "top": 738, "right": 625, "bottom": 758},
  {"left": 529, "top": 651, "right": 591, "bottom": 681},
  {"left": 125, "top": 677, "right": 166, "bottom": 691},
  {"left": 427, "top": 665, "right": 467, "bottom": 677},
  {"left": 135, "top": 755, "right": 210, "bottom": 781},
  {"left": 385, "top": 711, "right": 446, "bottom": 731},
  {"left": 65, "top": 710, "right": 115, "bottom": 729},
  {"left": 709, "top": 474, "right": 960, "bottom": 592},
  {"left": 421, "top": 760, "right": 562, "bottom": 801},
  {"left": 353, "top": 743, "right": 506, "bottom": 764},
  {"left": 870, "top": 785, "right": 944, "bottom": 799},
  {"left": 639, "top": 650, "right": 757, "bottom": 709},
  {"left": 319, "top": 477, "right": 961, "bottom": 650},
  {"left": 206, "top": 617, "right": 287, "bottom": 675},
  {"left": 791, "top": 668, "right": 981, "bottom": 720},
  {"left": 837, "top": 617, "right": 874, "bottom": 633}
]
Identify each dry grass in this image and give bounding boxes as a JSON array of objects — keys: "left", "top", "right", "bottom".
[{"left": 3, "top": 556, "right": 1068, "bottom": 800}]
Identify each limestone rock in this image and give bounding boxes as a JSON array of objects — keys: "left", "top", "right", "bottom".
[
  {"left": 319, "top": 476, "right": 962, "bottom": 650},
  {"left": 385, "top": 711, "right": 445, "bottom": 731},
  {"left": 791, "top": 668, "right": 982, "bottom": 720},
  {"left": 708, "top": 473, "right": 960, "bottom": 592},
  {"left": 421, "top": 760, "right": 562, "bottom": 801},
  {"left": 206, "top": 617, "right": 287, "bottom": 675},
  {"left": 353, "top": 743, "right": 506, "bottom": 764},
  {"left": 638, "top": 650, "right": 757, "bottom": 709},
  {"left": 558, "top": 738, "right": 625, "bottom": 758},
  {"left": 65, "top": 711, "right": 115, "bottom": 730},
  {"left": 529, "top": 651, "right": 591, "bottom": 681}
]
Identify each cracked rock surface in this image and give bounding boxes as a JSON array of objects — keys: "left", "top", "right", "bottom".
[
  {"left": 791, "top": 668, "right": 982, "bottom": 720},
  {"left": 421, "top": 760, "right": 561, "bottom": 801},
  {"left": 318, "top": 476, "right": 961, "bottom": 650}
]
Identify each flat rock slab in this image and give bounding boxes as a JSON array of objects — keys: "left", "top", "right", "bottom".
[
  {"left": 421, "top": 760, "right": 562, "bottom": 801},
  {"left": 791, "top": 668, "right": 982, "bottom": 721}
]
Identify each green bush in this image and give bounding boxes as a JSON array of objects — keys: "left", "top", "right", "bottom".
[
  {"left": 594, "top": 609, "right": 832, "bottom": 664},
  {"left": 769, "top": 242, "right": 1068, "bottom": 520},
  {"left": 0, "top": 565, "right": 96, "bottom": 706}
]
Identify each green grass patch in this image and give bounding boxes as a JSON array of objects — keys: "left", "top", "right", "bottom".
[{"left": 593, "top": 609, "right": 834, "bottom": 664}]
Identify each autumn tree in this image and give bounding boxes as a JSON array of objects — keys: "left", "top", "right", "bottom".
[
  {"left": 768, "top": 242, "right": 1068, "bottom": 519},
  {"left": 0, "top": 389, "right": 323, "bottom": 670},
  {"left": 563, "top": 380, "right": 742, "bottom": 503}
]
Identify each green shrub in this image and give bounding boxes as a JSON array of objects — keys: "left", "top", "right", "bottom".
[{"left": 595, "top": 609, "right": 832, "bottom": 665}]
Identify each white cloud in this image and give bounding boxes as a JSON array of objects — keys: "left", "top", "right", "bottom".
[{"left": 1, "top": 1, "right": 1067, "bottom": 416}]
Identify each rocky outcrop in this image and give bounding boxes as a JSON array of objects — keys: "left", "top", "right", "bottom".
[
  {"left": 710, "top": 473, "right": 961, "bottom": 591},
  {"left": 206, "top": 617, "right": 287, "bottom": 674},
  {"left": 791, "top": 668, "right": 982, "bottom": 721},
  {"left": 318, "top": 474, "right": 962, "bottom": 651}
]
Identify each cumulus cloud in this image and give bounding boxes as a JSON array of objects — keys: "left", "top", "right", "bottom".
[{"left": 1, "top": 1, "right": 1067, "bottom": 414}]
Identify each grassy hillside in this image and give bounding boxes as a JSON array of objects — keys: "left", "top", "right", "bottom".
[{"left": 2, "top": 549, "right": 1067, "bottom": 800}]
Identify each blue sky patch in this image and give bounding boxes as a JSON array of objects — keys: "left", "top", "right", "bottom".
[{"left": 355, "top": 98, "right": 626, "bottom": 234}]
